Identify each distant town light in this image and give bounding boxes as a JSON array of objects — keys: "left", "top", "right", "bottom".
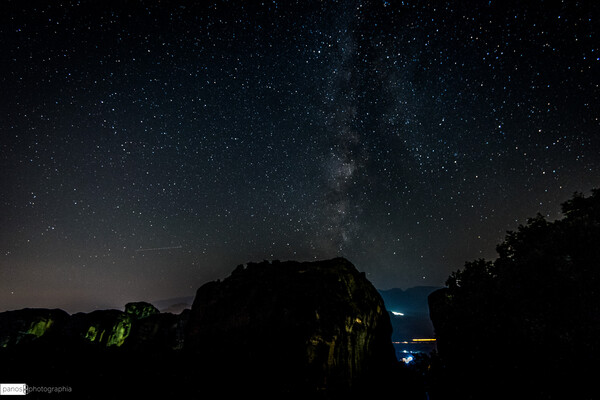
[
  {"left": 391, "top": 311, "right": 404, "bottom": 316},
  {"left": 402, "top": 355, "right": 414, "bottom": 364}
]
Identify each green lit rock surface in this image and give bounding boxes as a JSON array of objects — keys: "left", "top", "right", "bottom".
[
  {"left": 0, "top": 309, "right": 69, "bottom": 347},
  {"left": 64, "top": 310, "right": 132, "bottom": 347},
  {"left": 27, "top": 318, "right": 54, "bottom": 337},
  {"left": 84, "top": 325, "right": 100, "bottom": 342},
  {"left": 106, "top": 314, "right": 131, "bottom": 346},
  {"left": 125, "top": 302, "right": 159, "bottom": 320},
  {"left": 0, "top": 301, "right": 183, "bottom": 351}
]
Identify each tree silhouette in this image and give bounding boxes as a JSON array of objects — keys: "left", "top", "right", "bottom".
[{"left": 430, "top": 189, "right": 600, "bottom": 399}]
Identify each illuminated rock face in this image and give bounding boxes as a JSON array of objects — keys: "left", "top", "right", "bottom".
[
  {"left": 185, "top": 257, "right": 396, "bottom": 397},
  {"left": 0, "top": 309, "right": 69, "bottom": 347},
  {"left": 0, "top": 304, "right": 187, "bottom": 351},
  {"left": 65, "top": 310, "right": 132, "bottom": 347},
  {"left": 125, "top": 302, "right": 159, "bottom": 320},
  {"left": 0, "top": 300, "right": 186, "bottom": 351}
]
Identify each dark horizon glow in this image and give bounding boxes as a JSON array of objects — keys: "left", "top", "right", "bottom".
[{"left": 1, "top": 0, "right": 598, "bottom": 313}]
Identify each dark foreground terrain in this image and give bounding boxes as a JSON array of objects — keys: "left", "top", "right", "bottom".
[
  {"left": 0, "top": 258, "right": 423, "bottom": 399},
  {"left": 3, "top": 191, "right": 597, "bottom": 399},
  {"left": 427, "top": 190, "right": 600, "bottom": 400}
]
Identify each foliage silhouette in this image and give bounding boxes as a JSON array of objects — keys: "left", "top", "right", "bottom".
[{"left": 429, "top": 189, "right": 600, "bottom": 399}]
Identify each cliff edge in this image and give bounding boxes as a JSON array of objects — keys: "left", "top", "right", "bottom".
[{"left": 185, "top": 257, "right": 398, "bottom": 397}]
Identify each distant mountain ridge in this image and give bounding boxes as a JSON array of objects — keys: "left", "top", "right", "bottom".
[
  {"left": 378, "top": 286, "right": 441, "bottom": 353},
  {"left": 378, "top": 286, "right": 441, "bottom": 315},
  {"left": 151, "top": 296, "right": 194, "bottom": 314}
]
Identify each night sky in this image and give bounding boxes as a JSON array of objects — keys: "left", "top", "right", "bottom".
[{"left": 1, "top": 0, "right": 598, "bottom": 312}]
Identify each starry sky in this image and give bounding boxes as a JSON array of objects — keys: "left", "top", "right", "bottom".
[{"left": 1, "top": 0, "right": 598, "bottom": 312}]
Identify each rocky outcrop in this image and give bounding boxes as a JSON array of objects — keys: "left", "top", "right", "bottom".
[
  {"left": 0, "top": 258, "right": 415, "bottom": 398},
  {"left": 127, "top": 309, "right": 190, "bottom": 351},
  {"left": 125, "top": 301, "right": 159, "bottom": 320},
  {"left": 62, "top": 310, "right": 133, "bottom": 347},
  {"left": 185, "top": 257, "right": 397, "bottom": 397},
  {"left": 0, "top": 308, "right": 69, "bottom": 348},
  {"left": 0, "top": 303, "right": 185, "bottom": 350}
]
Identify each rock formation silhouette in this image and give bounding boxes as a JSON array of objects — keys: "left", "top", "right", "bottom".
[
  {"left": 0, "top": 258, "right": 419, "bottom": 399},
  {"left": 185, "top": 257, "right": 400, "bottom": 397}
]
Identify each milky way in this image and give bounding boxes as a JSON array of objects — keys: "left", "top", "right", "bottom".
[{"left": 1, "top": 0, "right": 598, "bottom": 312}]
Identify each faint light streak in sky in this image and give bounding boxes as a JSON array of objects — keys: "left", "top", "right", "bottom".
[{"left": 135, "top": 245, "right": 183, "bottom": 253}]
